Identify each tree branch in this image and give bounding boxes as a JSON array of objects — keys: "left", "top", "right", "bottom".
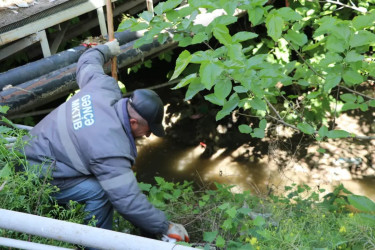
[
  {"left": 339, "top": 84, "right": 375, "bottom": 100},
  {"left": 319, "top": 0, "right": 367, "bottom": 13},
  {"left": 285, "top": 36, "right": 375, "bottom": 101},
  {"left": 264, "top": 97, "right": 282, "bottom": 120}
]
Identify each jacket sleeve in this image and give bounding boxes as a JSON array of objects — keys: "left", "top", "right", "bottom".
[
  {"left": 89, "top": 157, "right": 170, "bottom": 234},
  {"left": 76, "top": 45, "right": 115, "bottom": 90}
]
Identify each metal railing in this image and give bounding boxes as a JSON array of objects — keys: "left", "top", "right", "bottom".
[{"left": 0, "top": 209, "right": 194, "bottom": 250}]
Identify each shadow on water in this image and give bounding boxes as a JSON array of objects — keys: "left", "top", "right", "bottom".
[{"left": 134, "top": 136, "right": 375, "bottom": 201}]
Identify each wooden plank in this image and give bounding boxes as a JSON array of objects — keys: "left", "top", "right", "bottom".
[
  {"left": 0, "top": 34, "right": 39, "bottom": 60},
  {"left": 0, "top": 0, "right": 117, "bottom": 46}
]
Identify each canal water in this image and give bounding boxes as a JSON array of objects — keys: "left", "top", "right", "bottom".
[{"left": 134, "top": 135, "right": 375, "bottom": 201}]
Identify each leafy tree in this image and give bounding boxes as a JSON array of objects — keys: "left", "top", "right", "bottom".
[{"left": 118, "top": 0, "right": 375, "bottom": 143}]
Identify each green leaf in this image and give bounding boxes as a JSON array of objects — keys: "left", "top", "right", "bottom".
[
  {"left": 343, "top": 70, "right": 363, "bottom": 86},
  {"left": 324, "top": 74, "right": 341, "bottom": 92},
  {"left": 205, "top": 93, "right": 224, "bottom": 106},
  {"left": 216, "top": 235, "right": 225, "bottom": 248},
  {"left": 185, "top": 78, "right": 205, "bottom": 100},
  {"left": 369, "top": 100, "right": 375, "bottom": 107},
  {"left": 341, "top": 102, "right": 360, "bottom": 111},
  {"left": 0, "top": 126, "right": 11, "bottom": 134},
  {"left": 298, "top": 79, "right": 310, "bottom": 86},
  {"left": 297, "top": 123, "right": 315, "bottom": 135},
  {"left": 216, "top": 94, "right": 240, "bottom": 121},
  {"left": 203, "top": 231, "right": 218, "bottom": 243},
  {"left": 259, "top": 119, "right": 267, "bottom": 130},
  {"left": 352, "top": 13, "right": 375, "bottom": 30},
  {"left": 248, "top": 6, "right": 264, "bottom": 26},
  {"left": 226, "top": 207, "right": 237, "bottom": 218},
  {"left": 138, "top": 182, "right": 152, "bottom": 192},
  {"left": 249, "top": 98, "right": 267, "bottom": 111},
  {"left": 154, "top": 0, "right": 183, "bottom": 15},
  {"left": 340, "top": 93, "right": 357, "bottom": 103},
  {"left": 284, "top": 30, "right": 307, "bottom": 47},
  {"left": 213, "top": 24, "right": 232, "bottom": 46},
  {"left": 354, "top": 214, "right": 375, "bottom": 227},
  {"left": 348, "top": 195, "right": 375, "bottom": 212},
  {"left": 192, "top": 32, "right": 208, "bottom": 44},
  {"left": 238, "top": 207, "right": 251, "bottom": 215},
  {"left": 0, "top": 164, "right": 12, "bottom": 178},
  {"left": 327, "top": 130, "right": 350, "bottom": 138},
  {"left": 166, "top": 10, "right": 179, "bottom": 22},
  {"left": 239, "top": 124, "right": 252, "bottom": 134},
  {"left": 326, "top": 36, "right": 346, "bottom": 53},
  {"left": 307, "top": 91, "right": 320, "bottom": 99},
  {"left": 0, "top": 106, "right": 9, "bottom": 114},
  {"left": 349, "top": 30, "right": 375, "bottom": 47},
  {"left": 359, "top": 103, "right": 368, "bottom": 111},
  {"left": 277, "top": 7, "right": 302, "bottom": 21},
  {"left": 266, "top": 14, "right": 283, "bottom": 41},
  {"left": 219, "top": 202, "right": 230, "bottom": 210},
  {"left": 228, "top": 43, "right": 244, "bottom": 61},
  {"left": 345, "top": 50, "right": 364, "bottom": 63},
  {"left": 234, "top": 86, "right": 248, "bottom": 93},
  {"left": 172, "top": 73, "right": 197, "bottom": 90},
  {"left": 117, "top": 19, "right": 135, "bottom": 32},
  {"left": 139, "top": 11, "right": 154, "bottom": 22},
  {"left": 200, "top": 62, "right": 224, "bottom": 89},
  {"left": 171, "top": 50, "right": 192, "bottom": 80},
  {"left": 318, "top": 125, "right": 328, "bottom": 139},
  {"left": 131, "top": 22, "right": 149, "bottom": 31},
  {"left": 232, "top": 31, "right": 258, "bottom": 43},
  {"left": 320, "top": 53, "right": 343, "bottom": 67},
  {"left": 314, "top": 16, "right": 336, "bottom": 37},
  {"left": 214, "top": 78, "right": 232, "bottom": 100},
  {"left": 251, "top": 128, "right": 265, "bottom": 138},
  {"left": 191, "top": 51, "right": 212, "bottom": 64},
  {"left": 253, "top": 216, "right": 266, "bottom": 227},
  {"left": 317, "top": 148, "right": 326, "bottom": 153}
]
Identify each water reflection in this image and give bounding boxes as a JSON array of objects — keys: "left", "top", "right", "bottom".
[{"left": 134, "top": 136, "right": 375, "bottom": 201}]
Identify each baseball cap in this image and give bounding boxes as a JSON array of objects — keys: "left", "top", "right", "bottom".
[{"left": 129, "top": 89, "right": 165, "bottom": 137}]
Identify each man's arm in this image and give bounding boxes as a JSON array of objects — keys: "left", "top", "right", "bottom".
[
  {"left": 76, "top": 40, "right": 121, "bottom": 90},
  {"left": 90, "top": 157, "right": 170, "bottom": 234}
]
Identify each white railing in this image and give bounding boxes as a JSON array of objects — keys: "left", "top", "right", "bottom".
[{"left": 0, "top": 209, "right": 194, "bottom": 250}]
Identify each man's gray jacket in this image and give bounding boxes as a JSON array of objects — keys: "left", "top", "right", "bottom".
[{"left": 23, "top": 44, "right": 169, "bottom": 234}]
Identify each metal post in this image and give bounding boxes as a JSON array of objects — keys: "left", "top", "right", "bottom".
[
  {"left": 37, "top": 30, "right": 51, "bottom": 58},
  {"left": 0, "top": 209, "right": 194, "bottom": 250},
  {"left": 0, "top": 237, "right": 71, "bottom": 250},
  {"left": 97, "top": 6, "right": 108, "bottom": 36}
]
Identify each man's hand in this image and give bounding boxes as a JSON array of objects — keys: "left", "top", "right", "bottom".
[
  {"left": 105, "top": 39, "right": 121, "bottom": 57},
  {"left": 166, "top": 222, "right": 189, "bottom": 242}
]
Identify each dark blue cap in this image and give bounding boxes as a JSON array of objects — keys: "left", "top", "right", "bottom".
[{"left": 129, "top": 89, "right": 165, "bottom": 137}]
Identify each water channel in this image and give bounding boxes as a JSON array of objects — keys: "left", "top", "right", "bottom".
[{"left": 134, "top": 135, "right": 375, "bottom": 201}]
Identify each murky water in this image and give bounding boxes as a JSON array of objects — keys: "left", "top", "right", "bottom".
[{"left": 134, "top": 136, "right": 375, "bottom": 201}]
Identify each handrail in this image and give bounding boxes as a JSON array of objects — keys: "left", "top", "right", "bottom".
[{"left": 0, "top": 209, "right": 194, "bottom": 250}]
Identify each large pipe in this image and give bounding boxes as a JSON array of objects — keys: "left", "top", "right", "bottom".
[
  {"left": 0, "top": 8, "right": 246, "bottom": 115},
  {"left": 0, "top": 38, "right": 178, "bottom": 115},
  {"left": 0, "top": 30, "right": 144, "bottom": 90},
  {"left": 0, "top": 237, "right": 71, "bottom": 250},
  {"left": 0, "top": 209, "right": 194, "bottom": 250}
]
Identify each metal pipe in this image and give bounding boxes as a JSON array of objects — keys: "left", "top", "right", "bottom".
[
  {"left": 0, "top": 38, "right": 177, "bottom": 115},
  {"left": 0, "top": 237, "right": 72, "bottom": 250},
  {"left": 0, "top": 30, "right": 144, "bottom": 90},
  {"left": 0, "top": 209, "right": 194, "bottom": 250}
]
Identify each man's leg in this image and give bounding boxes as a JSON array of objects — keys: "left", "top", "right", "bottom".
[{"left": 53, "top": 177, "right": 113, "bottom": 230}]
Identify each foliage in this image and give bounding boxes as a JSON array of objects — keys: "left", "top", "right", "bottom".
[
  {"left": 0, "top": 106, "right": 88, "bottom": 248},
  {"left": 118, "top": 0, "right": 375, "bottom": 141},
  {"left": 112, "top": 177, "right": 375, "bottom": 249},
  {"left": 1, "top": 105, "right": 375, "bottom": 248}
]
